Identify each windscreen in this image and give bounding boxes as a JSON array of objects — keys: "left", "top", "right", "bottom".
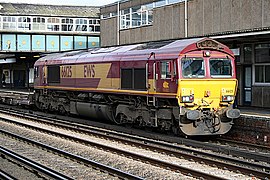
[
  {"left": 210, "top": 58, "right": 232, "bottom": 77},
  {"left": 182, "top": 58, "right": 205, "bottom": 78}
]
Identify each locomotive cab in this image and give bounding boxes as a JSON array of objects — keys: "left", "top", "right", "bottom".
[{"left": 176, "top": 39, "right": 240, "bottom": 135}]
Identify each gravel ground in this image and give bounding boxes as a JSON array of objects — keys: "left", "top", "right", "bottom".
[
  {"left": 0, "top": 114, "right": 259, "bottom": 179},
  {"left": 1, "top": 134, "right": 122, "bottom": 180},
  {"left": 0, "top": 155, "right": 46, "bottom": 180}
]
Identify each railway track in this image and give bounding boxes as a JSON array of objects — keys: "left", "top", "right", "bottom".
[
  {"left": 1, "top": 129, "right": 142, "bottom": 180},
  {"left": 0, "top": 146, "right": 71, "bottom": 180},
  {"left": 1, "top": 108, "right": 269, "bottom": 179},
  {"left": 213, "top": 138, "right": 270, "bottom": 154}
]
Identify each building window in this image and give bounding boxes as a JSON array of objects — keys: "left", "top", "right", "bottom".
[
  {"left": 243, "top": 44, "right": 252, "bottom": 63},
  {"left": 33, "top": 17, "right": 46, "bottom": 31},
  {"left": 131, "top": 6, "right": 141, "bottom": 27},
  {"left": 62, "top": 18, "right": 74, "bottom": 31},
  {"left": 101, "top": 13, "right": 110, "bottom": 19},
  {"left": 254, "top": 43, "right": 270, "bottom": 84},
  {"left": 120, "top": 8, "right": 131, "bottom": 29},
  {"left": 120, "top": 3, "right": 153, "bottom": 29},
  {"left": 89, "top": 19, "right": 100, "bottom": 32},
  {"left": 168, "top": 0, "right": 183, "bottom": 4},
  {"left": 255, "top": 43, "right": 270, "bottom": 63},
  {"left": 47, "top": 18, "right": 60, "bottom": 31},
  {"left": 3, "top": 16, "right": 16, "bottom": 30},
  {"left": 75, "top": 18, "right": 88, "bottom": 31},
  {"left": 18, "top": 17, "right": 31, "bottom": 30},
  {"left": 255, "top": 65, "right": 270, "bottom": 83},
  {"left": 154, "top": 0, "right": 166, "bottom": 7}
]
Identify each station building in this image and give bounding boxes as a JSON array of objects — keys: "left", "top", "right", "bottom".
[
  {"left": 0, "top": 3, "right": 100, "bottom": 89},
  {"left": 100, "top": 0, "right": 270, "bottom": 108}
]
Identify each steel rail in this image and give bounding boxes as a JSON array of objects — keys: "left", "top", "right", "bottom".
[
  {"left": 8, "top": 107, "right": 270, "bottom": 163},
  {"left": 1, "top": 106, "right": 269, "bottom": 163},
  {"left": 0, "top": 120, "right": 256, "bottom": 179},
  {"left": 0, "top": 146, "right": 72, "bottom": 180},
  {"left": 1, "top": 108, "right": 270, "bottom": 179},
  {"left": 3, "top": 115, "right": 269, "bottom": 179},
  {"left": 215, "top": 137, "right": 270, "bottom": 152},
  {"left": 0, "top": 129, "right": 143, "bottom": 180},
  {"left": 0, "top": 169, "right": 17, "bottom": 180},
  {"left": 1, "top": 120, "right": 225, "bottom": 180}
]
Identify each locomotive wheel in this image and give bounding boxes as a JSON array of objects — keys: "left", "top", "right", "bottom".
[
  {"left": 58, "top": 105, "right": 66, "bottom": 115},
  {"left": 172, "top": 126, "right": 180, "bottom": 136},
  {"left": 114, "top": 113, "right": 127, "bottom": 124}
]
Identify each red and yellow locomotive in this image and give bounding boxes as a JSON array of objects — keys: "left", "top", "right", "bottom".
[{"left": 34, "top": 38, "right": 240, "bottom": 136}]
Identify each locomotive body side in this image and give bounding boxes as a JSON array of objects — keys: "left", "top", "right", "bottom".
[{"left": 33, "top": 38, "right": 240, "bottom": 136}]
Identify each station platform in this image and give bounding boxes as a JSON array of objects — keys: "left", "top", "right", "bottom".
[
  {"left": 0, "top": 88, "right": 33, "bottom": 94},
  {"left": 0, "top": 88, "right": 34, "bottom": 105},
  {"left": 239, "top": 107, "right": 270, "bottom": 117}
]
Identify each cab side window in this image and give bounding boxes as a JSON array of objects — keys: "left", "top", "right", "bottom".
[{"left": 160, "top": 60, "right": 176, "bottom": 79}]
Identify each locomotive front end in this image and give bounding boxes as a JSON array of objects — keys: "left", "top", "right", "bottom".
[{"left": 176, "top": 39, "right": 240, "bottom": 136}]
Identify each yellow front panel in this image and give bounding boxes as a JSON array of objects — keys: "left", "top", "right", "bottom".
[{"left": 177, "top": 79, "right": 237, "bottom": 109}]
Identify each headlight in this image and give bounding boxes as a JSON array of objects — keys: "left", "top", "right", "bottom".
[
  {"left": 222, "top": 95, "right": 234, "bottom": 102},
  {"left": 182, "top": 95, "right": 194, "bottom": 103}
]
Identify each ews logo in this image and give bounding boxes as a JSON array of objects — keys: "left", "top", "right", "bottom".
[{"left": 84, "top": 64, "right": 95, "bottom": 78}]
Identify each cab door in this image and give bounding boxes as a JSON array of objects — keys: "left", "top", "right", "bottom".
[
  {"left": 42, "top": 65, "right": 47, "bottom": 86},
  {"left": 155, "top": 59, "right": 178, "bottom": 93}
]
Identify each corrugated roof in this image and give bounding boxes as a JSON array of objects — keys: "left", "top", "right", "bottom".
[{"left": 0, "top": 3, "right": 100, "bottom": 18}]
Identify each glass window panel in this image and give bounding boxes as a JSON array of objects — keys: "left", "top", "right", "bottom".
[
  {"left": 3, "top": 23, "right": 9, "bottom": 29},
  {"left": 210, "top": 58, "right": 232, "bottom": 76},
  {"left": 245, "top": 67, "right": 252, "bottom": 87},
  {"left": 62, "top": 25, "right": 73, "bottom": 31},
  {"left": 121, "top": 9, "right": 130, "bottom": 15},
  {"left": 182, "top": 58, "right": 205, "bottom": 78},
  {"left": 142, "top": 11, "right": 147, "bottom": 25},
  {"left": 161, "top": 61, "right": 171, "bottom": 79},
  {"left": 265, "top": 65, "right": 270, "bottom": 83},
  {"left": 101, "top": 13, "right": 110, "bottom": 19},
  {"left": 120, "top": 15, "right": 126, "bottom": 29},
  {"left": 88, "top": 25, "right": 94, "bottom": 31},
  {"left": 47, "top": 25, "right": 59, "bottom": 31},
  {"left": 255, "top": 43, "right": 270, "bottom": 63},
  {"left": 255, "top": 65, "right": 264, "bottom": 83},
  {"left": 132, "top": 6, "right": 141, "bottom": 13},
  {"left": 132, "top": 13, "right": 141, "bottom": 27},
  {"left": 145, "top": 3, "right": 154, "bottom": 10},
  {"left": 169, "top": 0, "right": 181, "bottom": 4},
  {"left": 94, "top": 26, "right": 100, "bottom": 32},
  {"left": 243, "top": 44, "right": 252, "bottom": 63},
  {"left": 155, "top": 0, "right": 166, "bottom": 7},
  {"left": 245, "top": 91, "right": 251, "bottom": 102},
  {"left": 125, "top": 14, "right": 131, "bottom": 28},
  {"left": 111, "top": 12, "right": 117, "bottom": 17},
  {"left": 148, "top": 12, "right": 153, "bottom": 24}
]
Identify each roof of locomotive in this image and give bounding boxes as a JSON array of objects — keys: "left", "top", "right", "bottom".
[{"left": 35, "top": 38, "right": 232, "bottom": 66}]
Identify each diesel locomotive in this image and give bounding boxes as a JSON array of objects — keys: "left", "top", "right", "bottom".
[{"left": 33, "top": 38, "right": 240, "bottom": 136}]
